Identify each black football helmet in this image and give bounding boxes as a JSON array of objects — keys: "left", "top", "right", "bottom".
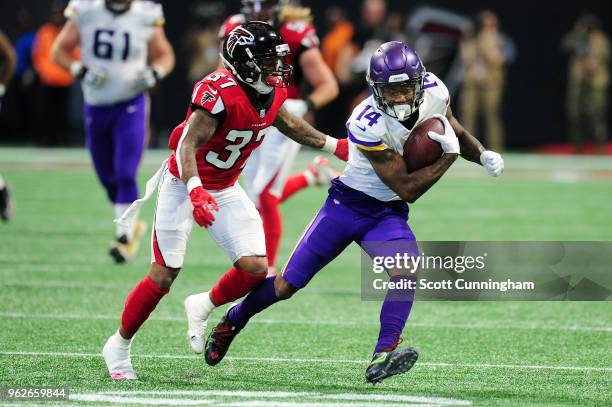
[
  {"left": 220, "top": 21, "right": 292, "bottom": 94},
  {"left": 105, "top": 0, "right": 132, "bottom": 14}
]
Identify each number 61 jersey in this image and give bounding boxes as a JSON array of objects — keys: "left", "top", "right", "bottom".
[
  {"left": 167, "top": 69, "right": 288, "bottom": 191},
  {"left": 64, "top": 0, "right": 164, "bottom": 106}
]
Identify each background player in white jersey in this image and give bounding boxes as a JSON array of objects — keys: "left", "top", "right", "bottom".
[
  {"left": 0, "top": 29, "right": 17, "bottom": 222},
  {"left": 219, "top": 0, "right": 339, "bottom": 274},
  {"left": 51, "top": 0, "right": 175, "bottom": 262},
  {"left": 204, "top": 42, "right": 505, "bottom": 383}
]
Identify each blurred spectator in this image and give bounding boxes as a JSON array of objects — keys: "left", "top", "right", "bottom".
[
  {"left": 459, "top": 11, "right": 512, "bottom": 152},
  {"left": 336, "top": 0, "right": 388, "bottom": 86},
  {"left": 321, "top": 7, "right": 353, "bottom": 72},
  {"left": 14, "top": 9, "right": 37, "bottom": 82},
  {"left": 6, "top": 8, "right": 39, "bottom": 141},
  {"left": 184, "top": 1, "right": 225, "bottom": 83},
  {"left": 562, "top": 13, "right": 610, "bottom": 154},
  {"left": 32, "top": 1, "right": 78, "bottom": 146},
  {"left": 385, "top": 12, "right": 407, "bottom": 44},
  {"left": 320, "top": 0, "right": 390, "bottom": 137}
]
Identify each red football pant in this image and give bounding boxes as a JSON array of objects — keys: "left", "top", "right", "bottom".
[
  {"left": 280, "top": 173, "right": 309, "bottom": 203},
  {"left": 121, "top": 275, "right": 169, "bottom": 337},
  {"left": 209, "top": 267, "right": 267, "bottom": 306}
]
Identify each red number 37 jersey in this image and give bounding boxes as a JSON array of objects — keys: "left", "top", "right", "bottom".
[{"left": 168, "top": 69, "right": 287, "bottom": 190}]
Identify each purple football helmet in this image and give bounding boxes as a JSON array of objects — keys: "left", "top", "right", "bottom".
[{"left": 367, "top": 41, "right": 425, "bottom": 121}]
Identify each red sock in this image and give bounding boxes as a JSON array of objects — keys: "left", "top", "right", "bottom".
[
  {"left": 209, "top": 267, "right": 266, "bottom": 306},
  {"left": 259, "top": 187, "right": 282, "bottom": 267},
  {"left": 121, "top": 275, "right": 169, "bottom": 337},
  {"left": 280, "top": 173, "right": 310, "bottom": 203}
]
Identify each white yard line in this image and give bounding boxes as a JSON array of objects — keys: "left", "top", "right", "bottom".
[
  {"left": 70, "top": 390, "right": 472, "bottom": 406},
  {"left": 2, "top": 351, "right": 611, "bottom": 372},
  {"left": 69, "top": 390, "right": 473, "bottom": 406},
  {"left": 1, "top": 311, "right": 612, "bottom": 332}
]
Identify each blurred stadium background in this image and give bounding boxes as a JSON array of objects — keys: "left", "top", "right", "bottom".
[
  {"left": 1, "top": 1, "right": 611, "bottom": 406},
  {"left": 0, "top": 0, "right": 611, "bottom": 151}
]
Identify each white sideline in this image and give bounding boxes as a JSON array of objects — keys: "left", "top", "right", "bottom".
[
  {"left": 2, "top": 351, "right": 611, "bottom": 372},
  {"left": 1, "top": 311, "right": 612, "bottom": 332}
]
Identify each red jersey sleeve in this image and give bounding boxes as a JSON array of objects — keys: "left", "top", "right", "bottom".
[{"left": 190, "top": 80, "right": 226, "bottom": 116}]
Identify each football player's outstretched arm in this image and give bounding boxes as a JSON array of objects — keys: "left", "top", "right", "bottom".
[
  {"left": 446, "top": 106, "right": 504, "bottom": 177},
  {"left": 273, "top": 106, "right": 348, "bottom": 160},
  {"left": 177, "top": 109, "right": 218, "bottom": 184},
  {"left": 363, "top": 148, "right": 458, "bottom": 203}
]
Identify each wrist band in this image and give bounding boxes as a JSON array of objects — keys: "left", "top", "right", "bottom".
[
  {"left": 321, "top": 135, "right": 338, "bottom": 153},
  {"left": 186, "top": 176, "right": 203, "bottom": 193}
]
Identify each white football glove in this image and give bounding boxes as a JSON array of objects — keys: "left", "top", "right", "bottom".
[
  {"left": 132, "top": 65, "right": 166, "bottom": 93},
  {"left": 70, "top": 61, "right": 107, "bottom": 89},
  {"left": 427, "top": 113, "right": 460, "bottom": 154},
  {"left": 480, "top": 150, "right": 504, "bottom": 177}
]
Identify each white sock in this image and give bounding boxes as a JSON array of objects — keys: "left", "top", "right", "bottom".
[
  {"left": 0, "top": 175, "right": 5, "bottom": 189},
  {"left": 114, "top": 330, "right": 132, "bottom": 348},
  {"left": 303, "top": 170, "right": 316, "bottom": 186},
  {"left": 114, "top": 203, "right": 134, "bottom": 239},
  {"left": 195, "top": 292, "right": 216, "bottom": 313}
]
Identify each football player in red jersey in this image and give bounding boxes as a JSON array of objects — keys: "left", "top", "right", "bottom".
[
  {"left": 220, "top": 0, "right": 339, "bottom": 274},
  {"left": 101, "top": 22, "right": 348, "bottom": 380}
]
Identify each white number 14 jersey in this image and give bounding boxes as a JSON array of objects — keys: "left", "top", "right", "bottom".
[
  {"left": 65, "top": 0, "right": 164, "bottom": 106},
  {"left": 339, "top": 72, "right": 450, "bottom": 202}
]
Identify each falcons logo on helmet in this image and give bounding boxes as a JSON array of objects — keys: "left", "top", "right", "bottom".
[{"left": 226, "top": 26, "right": 255, "bottom": 58}]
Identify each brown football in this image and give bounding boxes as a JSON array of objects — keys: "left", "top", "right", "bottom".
[{"left": 402, "top": 117, "right": 444, "bottom": 172}]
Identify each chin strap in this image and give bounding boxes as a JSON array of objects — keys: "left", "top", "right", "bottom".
[{"left": 218, "top": 53, "right": 273, "bottom": 94}]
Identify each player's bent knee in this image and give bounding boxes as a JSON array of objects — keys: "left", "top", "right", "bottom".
[
  {"left": 273, "top": 275, "right": 298, "bottom": 300},
  {"left": 149, "top": 262, "right": 181, "bottom": 291},
  {"left": 234, "top": 256, "right": 268, "bottom": 275}
]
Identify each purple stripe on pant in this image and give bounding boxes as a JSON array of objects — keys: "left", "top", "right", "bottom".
[{"left": 84, "top": 93, "right": 147, "bottom": 204}]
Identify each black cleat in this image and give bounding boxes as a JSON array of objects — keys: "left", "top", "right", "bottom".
[
  {"left": 365, "top": 347, "right": 419, "bottom": 384},
  {"left": 204, "top": 307, "right": 240, "bottom": 366}
]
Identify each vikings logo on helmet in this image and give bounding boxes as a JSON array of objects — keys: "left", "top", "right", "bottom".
[{"left": 226, "top": 26, "right": 255, "bottom": 58}]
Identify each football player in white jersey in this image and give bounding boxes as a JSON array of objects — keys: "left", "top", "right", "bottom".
[
  {"left": 204, "top": 42, "right": 504, "bottom": 383},
  {"left": 0, "top": 29, "right": 17, "bottom": 222},
  {"left": 52, "top": 0, "right": 175, "bottom": 262}
]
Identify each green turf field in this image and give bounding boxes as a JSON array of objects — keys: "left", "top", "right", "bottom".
[{"left": 0, "top": 148, "right": 611, "bottom": 406}]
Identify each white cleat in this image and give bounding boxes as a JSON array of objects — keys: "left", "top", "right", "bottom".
[
  {"left": 184, "top": 292, "right": 215, "bottom": 354},
  {"left": 102, "top": 331, "right": 137, "bottom": 380}
]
